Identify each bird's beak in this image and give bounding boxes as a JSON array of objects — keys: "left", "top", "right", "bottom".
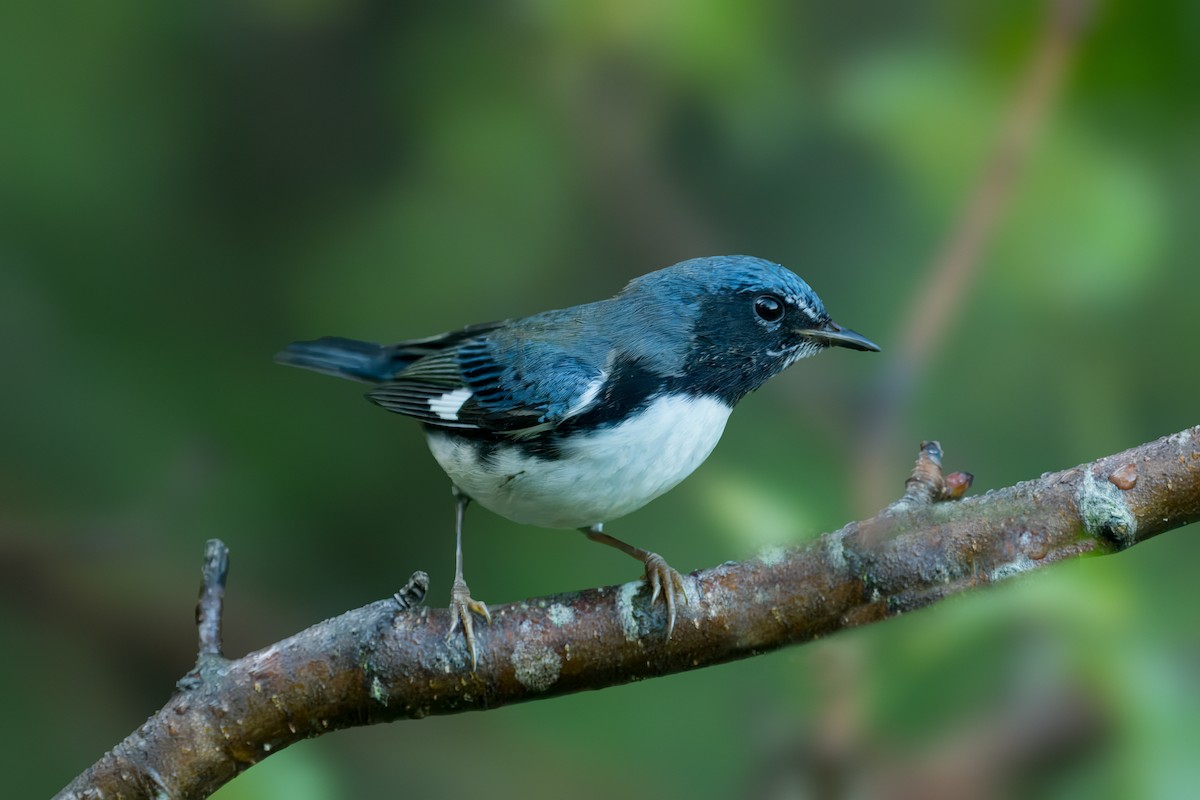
[{"left": 799, "top": 319, "right": 881, "bottom": 352}]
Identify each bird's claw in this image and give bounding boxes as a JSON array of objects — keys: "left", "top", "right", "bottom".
[
  {"left": 448, "top": 577, "right": 491, "bottom": 670},
  {"left": 643, "top": 552, "right": 687, "bottom": 639}
]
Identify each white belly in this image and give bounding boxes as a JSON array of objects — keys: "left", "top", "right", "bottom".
[{"left": 425, "top": 394, "right": 733, "bottom": 529}]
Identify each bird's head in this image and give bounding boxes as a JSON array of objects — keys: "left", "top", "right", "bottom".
[{"left": 618, "top": 255, "right": 879, "bottom": 403}]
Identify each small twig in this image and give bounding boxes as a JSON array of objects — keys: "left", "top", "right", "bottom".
[
  {"left": 393, "top": 571, "right": 429, "bottom": 611},
  {"left": 901, "top": 440, "right": 949, "bottom": 505},
  {"left": 195, "top": 539, "right": 229, "bottom": 658},
  {"left": 896, "top": 441, "right": 975, "bottom": 507}
]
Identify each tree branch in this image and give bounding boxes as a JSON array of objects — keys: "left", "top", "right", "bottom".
[{"left": 57, "top": 426, "right": 1200, "bottom": 799}]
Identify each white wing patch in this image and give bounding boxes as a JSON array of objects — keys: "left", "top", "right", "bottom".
[
  {"left": 428, "top": 387, "right": 473, "bottom": 421},
  {"left": 566, "top": 372, "right": 607, "bottom": 417}
]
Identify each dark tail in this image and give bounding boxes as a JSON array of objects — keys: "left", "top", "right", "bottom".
[{"left": 274, "top": 337, "right": 407, "bottom": 383}]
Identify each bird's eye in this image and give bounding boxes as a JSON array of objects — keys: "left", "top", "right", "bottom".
[{"left": 754, "top": 294, "right": 785, "bottom": 323}]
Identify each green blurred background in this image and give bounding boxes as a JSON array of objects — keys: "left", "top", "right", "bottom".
[{"left": 4, "top": 0, "right": 1198, "bottom": 797}]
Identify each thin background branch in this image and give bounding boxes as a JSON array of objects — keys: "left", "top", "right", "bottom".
[{"left": 854, "top": 0, "right": 1096, "bottom": 512}]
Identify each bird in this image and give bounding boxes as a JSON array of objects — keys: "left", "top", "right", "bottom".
[{"left": 276, "top": 255, "right": 879, "bottom": 669}]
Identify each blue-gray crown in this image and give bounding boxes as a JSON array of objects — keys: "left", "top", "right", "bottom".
[{"left": 620, "top": 255, "right": 828, "bottom": 321}]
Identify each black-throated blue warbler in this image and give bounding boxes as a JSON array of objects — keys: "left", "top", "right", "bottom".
[{"left": 276, "top": 255, "right": 879, "bottom": 668}]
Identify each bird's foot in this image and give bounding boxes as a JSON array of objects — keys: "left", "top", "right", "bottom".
[
  {"left": 448, "top": 577, "right": 491, "bottom": 670},
  {"left": 643, "top": 551, "right": 687, "bottom": 639}
]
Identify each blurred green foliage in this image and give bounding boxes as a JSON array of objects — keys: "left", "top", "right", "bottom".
[{"left": 2, "top": 0, "right": 1198, "bottom": 797}]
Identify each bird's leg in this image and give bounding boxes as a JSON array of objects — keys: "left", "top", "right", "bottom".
[
  {"left": 448, "top": 486, "right": 491, "bottom": 670},
  {"left": 581, "top": 524, "right": 687, "bottom": 638}
]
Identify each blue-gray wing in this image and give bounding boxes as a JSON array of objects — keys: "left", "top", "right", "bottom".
[{"left": 366, "top": 330, "right": 607, "bottom": 434}]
